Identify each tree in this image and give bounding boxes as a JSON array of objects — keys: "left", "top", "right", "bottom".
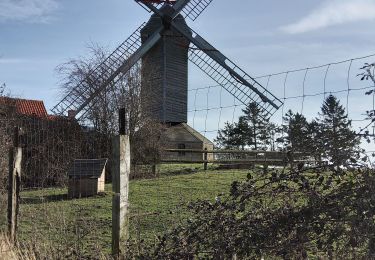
[
  {"left": 215, "top": 102, "right": 275, "bottom": 150},
  {"left": 240, "top": 102, "right": 273, "bottom": 150},
  {"left": 358, "top": 63, "right": 375, "bottom": 142},
  {"left": 282, "top": 110, "right": 313, "bottom": 153},
  {"left": 56, "top": 43, "right": 165, "bottom": 177},
  {"left": 56, "top": 44, "right": 128, "bottom": 152},
  {"left": 0, "top": 83, "right": 5, "bottom": 96},
  {"left": 315, "top": 95, "right": 361, "bottom": 168},
  {"left": 0, "top": 83, "right": 11, "bottom": 227},
  {"left": 214, "top": 117, "right": 251, "bottom": 150}
]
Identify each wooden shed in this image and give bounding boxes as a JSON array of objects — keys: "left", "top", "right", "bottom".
[
  {"left": 68, "top": 159, "right": 107, "bottom": 198},
  {"left": 163, "top": 123, "right": 214, "bottom": 162}
]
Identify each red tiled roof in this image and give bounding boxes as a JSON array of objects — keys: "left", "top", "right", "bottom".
[{"left": 0, "top": 97, "right": 48, "bottom": 118}]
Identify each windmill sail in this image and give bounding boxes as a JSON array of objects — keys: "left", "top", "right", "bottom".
[
  {"left": 179, "top": 0, "right": 213, "bottom": 21},
  {"left": 187, "top": 33, "right": 282, "bottom": 118},
  {"left": 173, "top": 25, "right": 282, "bottom": 118},
  {"left": 136, "top": 0, "right": 213, "bottom": 21},
  {"left": 52, "top": 0, "right": 282, "bottom": 121},
  {"left": 140, "top": 0, "right": 282, "bottom": 118},
  {"left": 52, "top": 23, "right": 162, "bottom": 119}
]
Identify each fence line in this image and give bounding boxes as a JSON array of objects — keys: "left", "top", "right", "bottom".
[
  {"left": 187, "top": 52, "right": 375, "bottom": 154},
  {"left": 2, "top": 52, "right": 375, "bottom": 258}
]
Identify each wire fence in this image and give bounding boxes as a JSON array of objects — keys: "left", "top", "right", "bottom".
[
  {"left": 127, "top": 53, "right": 375, "bottom": 253},
  {"left": 1, "top": 52, "right": 375, "bottom": 258},
  {"left": 0, "top": 115, "right": 112, "bottom": 259},
  {"left": 188, "top": 53, "right": 375, "bottom": 152}
]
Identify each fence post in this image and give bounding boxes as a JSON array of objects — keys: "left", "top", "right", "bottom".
[
  {"left": 152, "top": 162, "right": 157, "bottom": 177},
  {"left": 112, "top": 108, "right": 131, "bottom": 257},
  {"left": 7, "top": 127, "right": 22, "bottom": 243},
  {"left": 204, "top": 148, "right": 208, "bottom": 171}
]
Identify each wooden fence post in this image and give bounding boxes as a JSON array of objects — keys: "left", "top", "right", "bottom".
[
  {"left": 112, "top": 108, "right": 131, "bottom": 257},
  {"left": 7, "top": 127, "right": 22, "bottom": 243},
  {"left": 204, "top": 148, "right": 208, "bottom": 171}
]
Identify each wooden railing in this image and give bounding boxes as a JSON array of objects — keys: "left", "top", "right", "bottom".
[{"left": 162, "top": 149, "right": 314, "bottom": 170}]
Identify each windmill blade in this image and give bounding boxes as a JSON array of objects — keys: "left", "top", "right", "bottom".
[
  {"left": 138, "top": 1, "right": 282, "bottom": 118},
  {"left": 179, "top": 0, "right": 213, "bottom": 21},
  {"left": 136, "top": 0, "right": 213, "bottom": 21},
  {"left": 52, "top": 24, "right": 163, "bottom": 119},
  {"left": 170, "top": 23, "right": 282, "bottom": 118}
]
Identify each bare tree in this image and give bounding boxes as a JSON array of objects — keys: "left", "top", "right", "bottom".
[
  {"left": 0, "top": 83, "right": 5, "bottom": 96},
  {"left": 56, "top": 43, "right": 165, "bottom": 178}
]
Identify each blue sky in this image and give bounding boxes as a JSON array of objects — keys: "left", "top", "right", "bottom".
[{"left": 1, "top": 0, "right": 375, "bottom": 144}]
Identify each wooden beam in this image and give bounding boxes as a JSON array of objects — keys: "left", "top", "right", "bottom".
[
  {"left": 164, "top": 149, "right": 309, "bottom": 156},
  {"left": 160, "top": 159, "right": 315, "bottom": 164},
  {"left": 203, "top": 148, "right": 208, "bottom": 171}
]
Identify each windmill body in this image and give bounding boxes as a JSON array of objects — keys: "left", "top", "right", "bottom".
[
  {"left": 52, "top": 0, "right": 282, "bottom": 130},
  {"left": 141, "top": 5, "right": 191, "bottom": 124}
]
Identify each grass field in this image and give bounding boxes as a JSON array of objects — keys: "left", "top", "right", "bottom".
[{"left": 17, "top": 165, "right": 249, "bottom": 258}]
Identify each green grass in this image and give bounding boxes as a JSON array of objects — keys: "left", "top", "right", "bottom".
[{"left": 17, "top": 166, "right": 249, "bottom": 258}]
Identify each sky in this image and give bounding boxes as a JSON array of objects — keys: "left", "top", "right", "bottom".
[{"left": 1, "top": 0, "right": 375, "bottom": 146}]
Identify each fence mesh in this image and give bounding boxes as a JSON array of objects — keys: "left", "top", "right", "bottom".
[
  {"left": 1, "top": 115, "right": 112, "bottom": 258},
  {"left": 0, "top": 53, "right": 375, "bottom": 258}
]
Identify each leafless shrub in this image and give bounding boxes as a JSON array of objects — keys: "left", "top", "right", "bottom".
[
  {"left": 0, "top": 88, "right": 16, "bottom": 231},
  {"left": 19, "top": 116, "right": 84, "bottom": 188}
]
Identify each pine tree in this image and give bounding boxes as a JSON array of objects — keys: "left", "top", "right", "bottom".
[
  {"left": 283, "top": 110, "right": 313, "bottom": 153},
  {"left": 214, "top": 117, "right": 251, "bottom": 150},
  {"left": 316, "top": 95, "right": 361, "bottom": 168},
  {"left": 241, "top": 102, "right": 271, "bottom": 150}
]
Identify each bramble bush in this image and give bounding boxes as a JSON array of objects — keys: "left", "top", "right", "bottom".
[{"left": 128, "top": 163, "right": 375, "bottom": 259}]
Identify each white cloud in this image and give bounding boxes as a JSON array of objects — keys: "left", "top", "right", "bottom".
[
  {"left": 281, "top": 0, "right": 375, "bottom": 34},
  {"left": 0, "top": 0, "right": 58, "bottom": 22}
]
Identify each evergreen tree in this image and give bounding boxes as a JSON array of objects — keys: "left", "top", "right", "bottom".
[
  {"left": 214, "top": 117, "right": 251, "bottom": 150},
  {"left": 241, "top": 102, "right": 271, "bottom": 150},
  {"left": 316, "top": 95, "right": 361, "bottom": 168},
  {"left": 282, "top": 110, "right": 313, "bottom": 153}
]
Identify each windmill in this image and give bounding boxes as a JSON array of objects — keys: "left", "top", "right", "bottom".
[{"left": 52, "top": 0, "right": 283, "bottom": 125}]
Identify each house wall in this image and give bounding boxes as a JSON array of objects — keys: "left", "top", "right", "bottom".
[{"left": 68, "top": 178, "right": 98, "bottom": 198}]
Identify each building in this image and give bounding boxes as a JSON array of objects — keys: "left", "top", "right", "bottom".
[
  {"left": 163, "top": 123, "right": 214, "bottom": 162},
  {"left": 0, "top": 97, "right": 49, "bottom": 118},
  {"left": 68, "top": 159, "right": 107, "bottom": 198},
  {"left": 141, "top": 4, "right": 191, "bottom": 124}
]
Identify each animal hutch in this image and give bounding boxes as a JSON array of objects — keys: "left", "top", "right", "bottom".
[{"left": 68, "top": 158, "right": 107, "bottom": 198}]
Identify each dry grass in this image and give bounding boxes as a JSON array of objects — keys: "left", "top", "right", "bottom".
[
  {"left": 1, "top": 232, "right": 111, "bottom": 260},
  {"left": 0, "top": 234, "right": 16, "bottom": 260}
]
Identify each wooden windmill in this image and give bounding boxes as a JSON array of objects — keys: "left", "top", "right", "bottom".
[{"left": 52, "top": 0, "right": 282, "bottom": 125}]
